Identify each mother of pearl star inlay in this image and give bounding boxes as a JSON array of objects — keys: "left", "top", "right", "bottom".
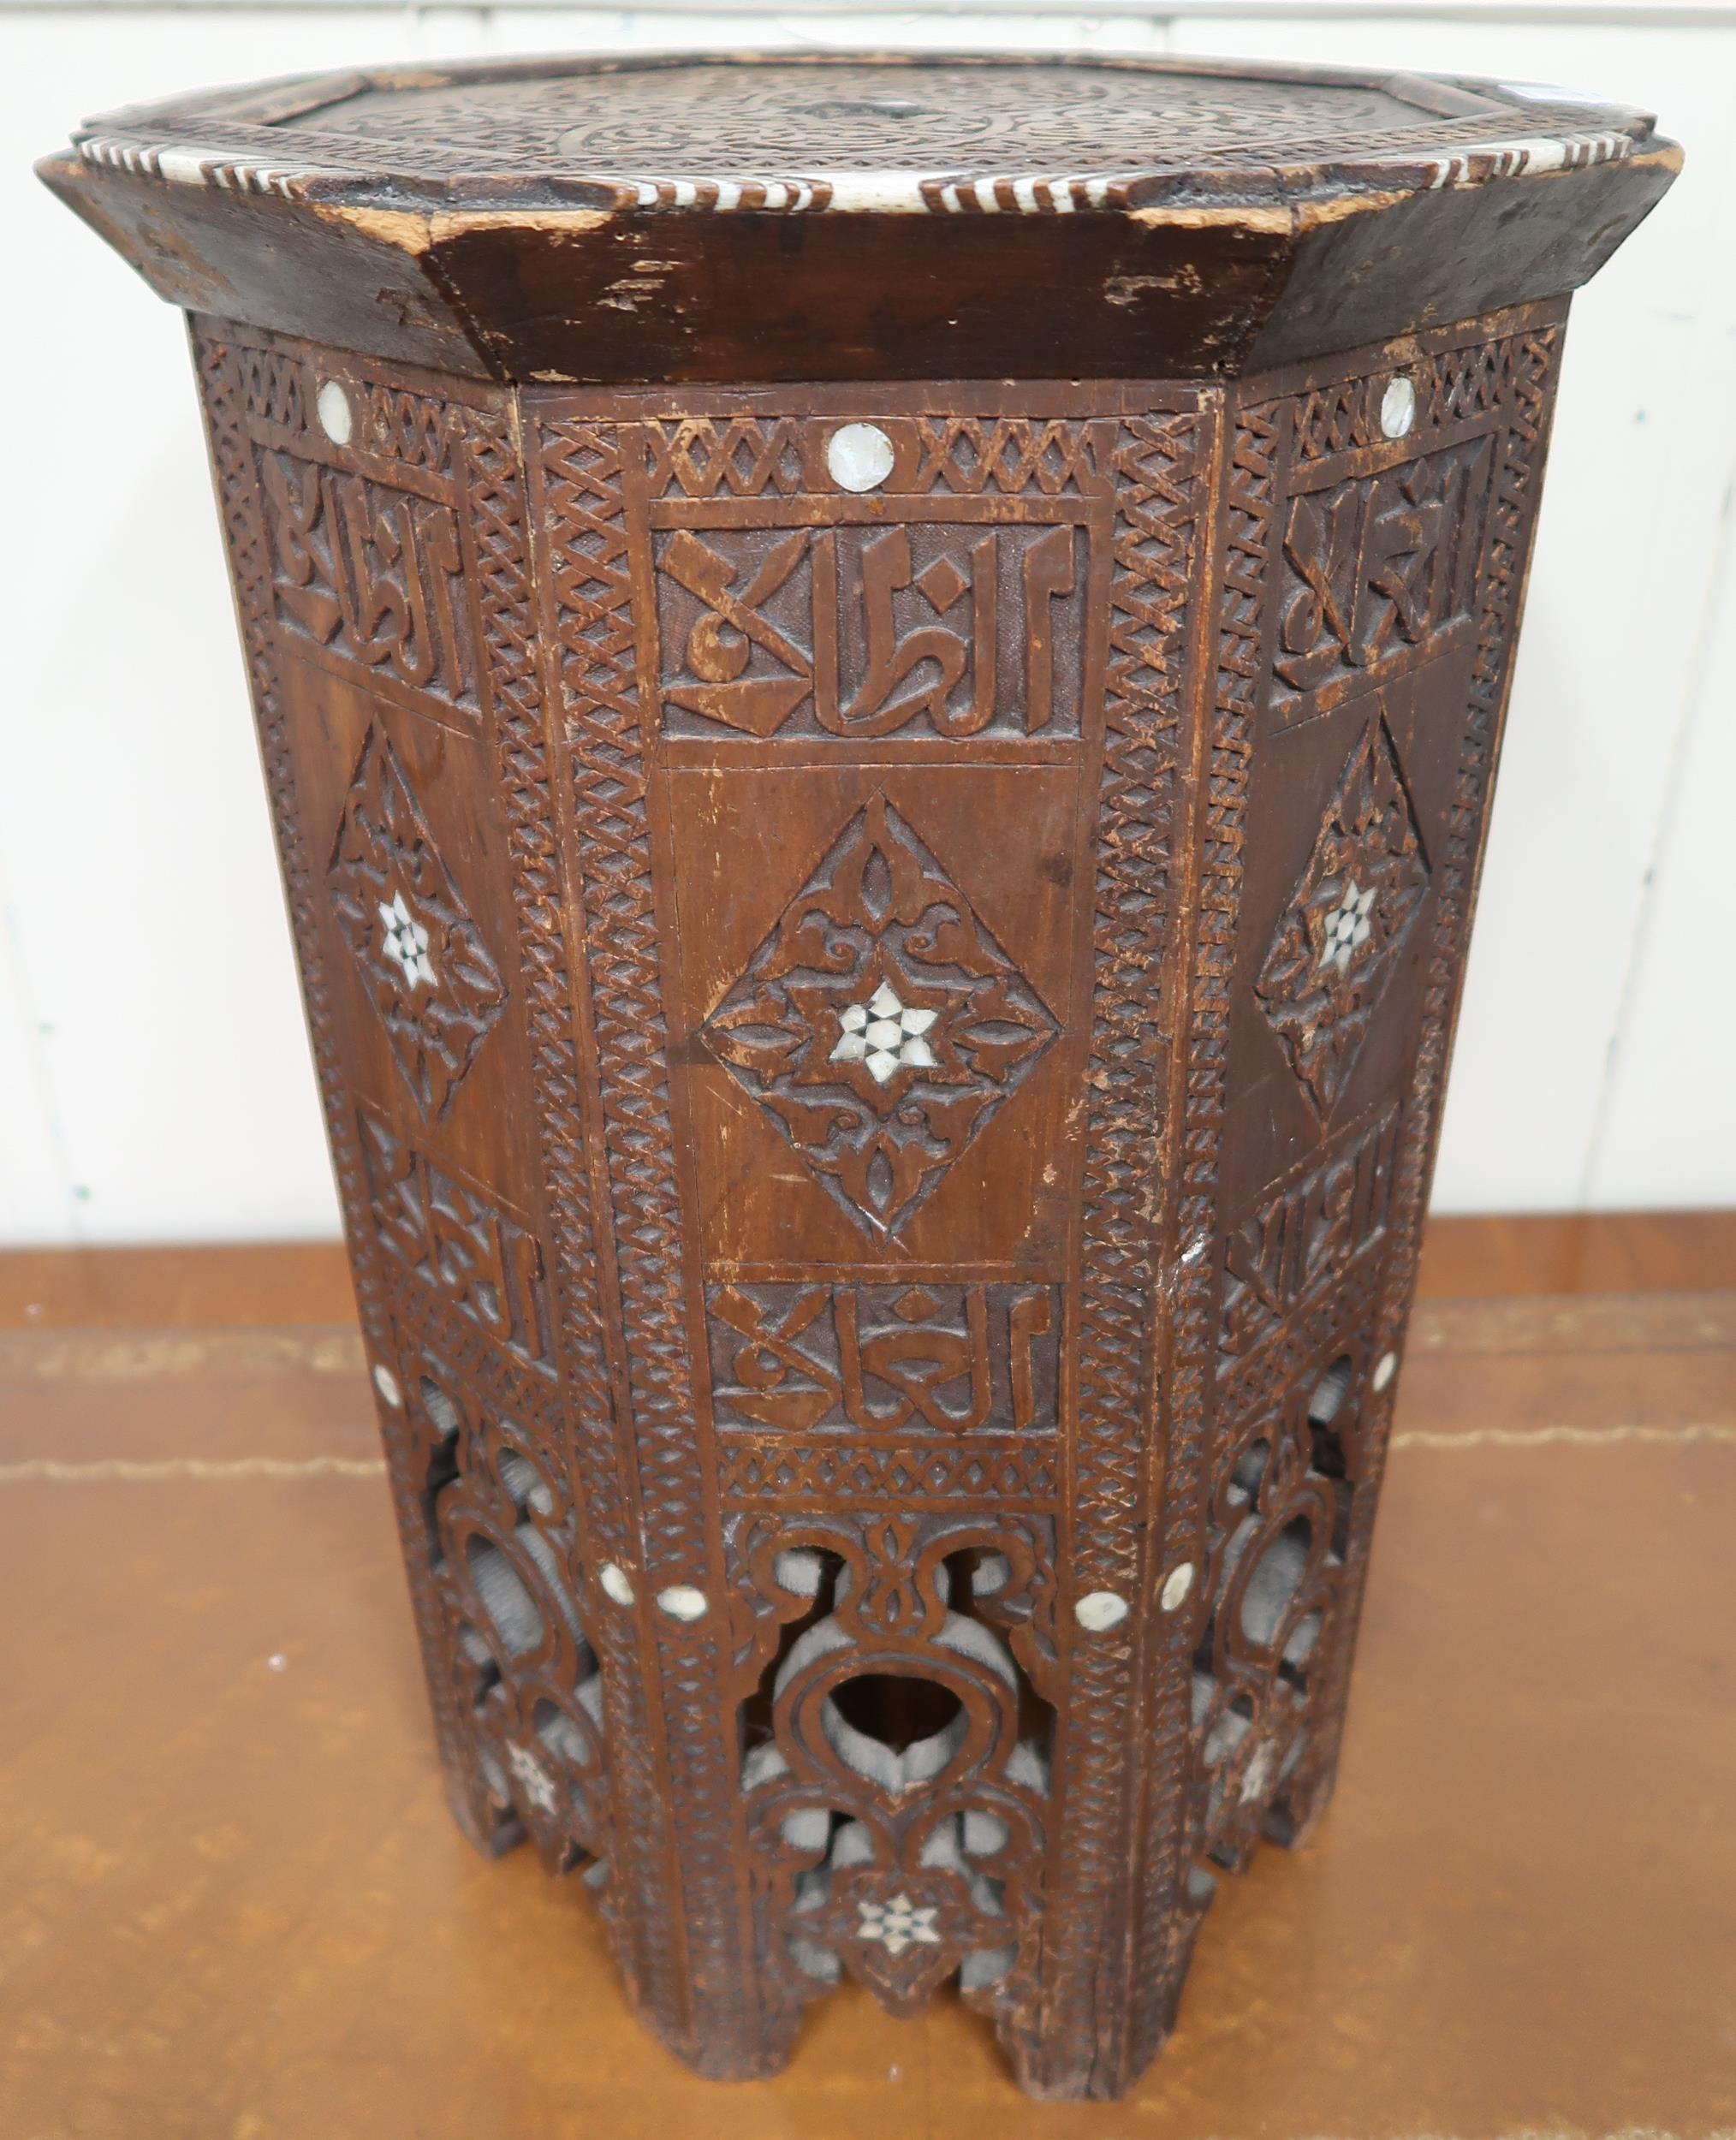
[
  {"left": 856, "top": 1893, "right": 941, "bottom": 1955},
  {"left": 1318, "top": 880, "right": 1376, "bottom": 975},
  {"left": 378, "top": 889, "right": 437, "bottom": 991},
  {"left": 830, "top": 982, "right": 938, "bottom": 1085},
  {"left": 1254, "top": 712, "right": 1429, "bottom": 1119}
]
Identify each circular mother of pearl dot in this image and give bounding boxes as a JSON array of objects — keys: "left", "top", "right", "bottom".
[
  {"left": 371, "top": 1362, "right": 401, "bottom": 1409},
  {"left": 1380, "top": 375, "right": 1417, "bottom": 441},
  {"left": 1074, "top": 1589, "right": 1129, "bottom": 1632},
  {"left": 1372, "top": 1349, "right": 1400, "bottom": 1393},
  {"left": 657, "top": 1584, "right": 709, "bottom": 1622},
  {"left": 599, "top": 1562, "right": 635, "bottom": 1607},
  {"left": 316, "top": 377, "right": 354, "bottom": 446},
  {"left": 827, "top": 421, "right": 895, "bottom": 493},
  {"left": 1159, "top": 1561, "right": 1195, "bottom": 1613}
]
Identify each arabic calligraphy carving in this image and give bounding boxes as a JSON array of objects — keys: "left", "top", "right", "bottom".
[
  {"left": 707, "top": 1282, "right": 1060, "bottom": 1436},
  {"left": 327, "top": 722, "right": 507, "bottom": 1118},
  {"left": 1255, "top": 711, "right": 1429, "bottom": 1119},
  {"left": 259, "top": 451, "right": 477, "bottom": 717},
  {"left": 358, "top": 1103, "right": 556, "bottom": 1374},
  {"left": 1220, "top": 1107, "right": 1400, "bottom": 1361},
  {"left": 1273, "top": 434, "right": 1495, "bottom": 723},
  {"left": 701, "top": 795, "right": 1058, "bottom": 1237},
  {"left": 656, "top": 521, "right": 1084, "bottom": 739},
  {"left": 229, "top": 343, "right": 483, "bottom": 731}
]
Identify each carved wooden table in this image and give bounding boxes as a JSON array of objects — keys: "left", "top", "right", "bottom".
[{"left": 42, "top": 54, "right": 1678, "bottom": 2101}]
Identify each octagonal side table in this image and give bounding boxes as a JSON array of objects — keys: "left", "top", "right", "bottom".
[{"left": 42, "top": 52, "right": 1678, "bottom": 2101}]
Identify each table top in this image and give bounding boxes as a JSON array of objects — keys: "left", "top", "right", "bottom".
[
  {"left": 2, "top": 1224, "right": 1734, "bottom": 2136},
  {"left": 41, "top": 53, "right": 1680, "bottom": 384},
  {"left": 69, "top": 54, "right": 1656, "bottom": 213}
]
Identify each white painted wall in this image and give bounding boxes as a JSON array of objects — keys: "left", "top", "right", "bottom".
[{"left": 3, "top": 0, "right": 1730, "bottom": 1244}]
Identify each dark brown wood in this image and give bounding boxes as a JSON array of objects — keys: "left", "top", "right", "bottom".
[
  {"left": 39, "top": 54, "right": 1677, "bottom": 384},
  {"left": 40, "top": 51, "right": 1679, "bottom": 2103}
]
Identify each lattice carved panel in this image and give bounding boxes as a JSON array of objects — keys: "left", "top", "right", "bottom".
[
  {"left": 728, "top": 1512, "right": 1059, "bottom": 2027},
  {"left": 406, "top": 1341, "right": 614, "bottom": 1874}
]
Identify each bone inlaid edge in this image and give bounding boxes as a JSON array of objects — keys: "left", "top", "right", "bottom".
[{"left": 72, "top": 138, "right": 1640, "bottom": 212}]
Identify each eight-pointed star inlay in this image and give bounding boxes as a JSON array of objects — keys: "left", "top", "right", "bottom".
[
  {"left": 856, "top": 1893, "right": 942, "bottom": 1955},
  {"left": 378, "top": 890, "right": 437, "bottom": 991},
  {"left": 831, "top": 983, "right": 939, "bottom": 1085}
]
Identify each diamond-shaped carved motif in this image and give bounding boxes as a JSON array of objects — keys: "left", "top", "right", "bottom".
[
  {"left": 328, "top": 724, "right": 507, "bottom": 1118},
  {"left": 1256, "top": 710, "right": 1429, "bottom": 1119},
  {"left": 701, "top": 795, "right": 1057, "bottom": 1238}
]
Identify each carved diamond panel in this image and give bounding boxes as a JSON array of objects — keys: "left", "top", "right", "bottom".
[
  {"left": 1255, "top": 710, "right": 1428, "bottom": 1120},
  {"left": 328, "top": 723, "right": 507, "bottom": 1117},
  {"left": 699, "top": 795, "right": 1058, "bottom": 1238}
]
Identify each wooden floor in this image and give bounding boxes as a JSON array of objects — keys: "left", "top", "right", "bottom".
[{"left": 2, "top": 1215, "right": 1733, "bottom": 2138}]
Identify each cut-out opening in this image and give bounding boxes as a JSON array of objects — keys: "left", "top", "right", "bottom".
[
  {"left": 456, "top": 1618, "right": 501, "bottom": 1710},
  {"left": 1280, "top": 1608, "right": 1322, "bottom": 1686},
  {"left": 498, "top": 1447, "right": 555, "bottom": 1517},
  {"left": 1240, "top": 1516, "right": 1311, "bottom": 1649},
  {"left": 830, "top": 1671, "right": 963, "bottom": 1755},
  {"left": 741, "top": 1547, "right": 844, "bottom": 1757},
  {"left": 1203, "top": 1689, "right": 1254, "bottom": 1770},
  {"left": 534, "top": 1695, "right": 592, "bottom": 1773},
  {"left": 1308, "top": 1355, "right": 1352, "bottom": 1424},
  {"left": 419, "top": 1374, "right": 461, "bottom": 1442},
  {"left": 941, "top": 1545, "right": 1054, "bottom": 1757},
  {"left": 1229, "top": 1435, "right": 1270, "bottom": 1507},
  {"left": 1305, "top": 1356, "right": 1355, "bottom": 1544},
  {"left": 467, "top": 1534, "right": 544, "bottom": 1657},
  {"left": 419, "top": 1374, "right": 462, "bottom": 1565}
]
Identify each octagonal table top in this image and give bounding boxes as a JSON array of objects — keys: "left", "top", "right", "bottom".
[{"left": 40, "top": 52, "right": 1680, "bottom": 383}]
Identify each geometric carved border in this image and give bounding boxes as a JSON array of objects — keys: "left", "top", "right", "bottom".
[
  {"left": 1027, "top": 404, "right": 1205, "bottom": 2096},
  {"left": 539, "top": 413, "right": 770, "bottom": 2072}
]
